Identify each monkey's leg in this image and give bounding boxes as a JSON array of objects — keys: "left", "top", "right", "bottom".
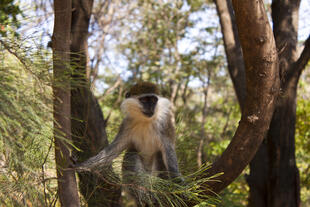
[
  {"left": 122, "top": 149, "right": 154, "bottom": 207},
  {"left": 152, "top": 151, "right": 169, "bottom": 180}
]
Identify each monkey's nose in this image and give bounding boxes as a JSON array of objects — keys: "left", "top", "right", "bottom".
[{"left": 143, "top": 111, "right": 154, "bottom": 117}]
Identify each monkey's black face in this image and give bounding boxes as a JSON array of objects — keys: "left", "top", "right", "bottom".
[{"left": 138, "top": 95, "right": 158, "bottom": 117}]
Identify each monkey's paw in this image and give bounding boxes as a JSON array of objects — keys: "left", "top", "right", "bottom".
[{"left": 172, "top": 176, "right": 186, "bottom": 185}]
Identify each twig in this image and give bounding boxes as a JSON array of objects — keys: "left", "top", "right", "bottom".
[
  {"left": 100, "top": 75, "right": 122, "bottom": 101},
  {"left": 0, "top": 39, "right": 36, "bottom": 77},
  {"left": 41, "top": 140, "right": 53, "bottom": 207},
  {"left": 287, "top": 35, "right": 310, "bottom": 79}
]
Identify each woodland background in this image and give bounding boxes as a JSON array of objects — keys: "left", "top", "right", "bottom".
[{"left": 0, "top": 0, "right": 309, "bottom": 206}]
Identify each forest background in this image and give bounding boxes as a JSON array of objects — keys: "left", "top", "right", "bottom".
[{"left": 0, "top": 0, "right": 309, "bottom": 206}]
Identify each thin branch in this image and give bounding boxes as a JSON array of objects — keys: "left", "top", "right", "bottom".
[
  {"left": 220, "top": 106, "right": 233, "bottom": 138},
  {"left": 99, "top": 75, "right": 122, "bottom": 101},
  {"left": 289, "top": 35, "right": 310, "bottom": 78},
  {"left": 0, "top": 39, "right": 38, "bottom": 80},
  {"left": 41, "top": 140, "right": 53, "bottom": 207}
]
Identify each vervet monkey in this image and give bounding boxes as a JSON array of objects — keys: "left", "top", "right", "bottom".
[{"left": 74, "top": 82, "right": 182, "bottom": 205}]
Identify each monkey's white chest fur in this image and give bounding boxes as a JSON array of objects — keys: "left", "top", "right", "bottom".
[
  {"left": 129, "top": 123, "right": 162, "bottom": 156},
  {"left": 127, "top": 122, "right": 163, "bottom": 172}
]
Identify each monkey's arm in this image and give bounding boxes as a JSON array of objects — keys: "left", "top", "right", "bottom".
[{"left": 74, "top": 123, "right": 129, "bottom": 172}]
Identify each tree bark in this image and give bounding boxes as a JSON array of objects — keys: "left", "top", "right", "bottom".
[
  {"left": 52, "top": 0, "right": 80, "bottom": 206},
  {"left": 266, "top": 1, "right": 302, "bottom": 206},
  {"left": 201, "top": 0, "right": 279, "bottom": 195},
  {"left": 214, "top": 0, "right": 270, "bottom": 206},
  {"left": 214, "top": 0, "right": 246, "bottom": 109},
  {"left": 70, "top": 0, "right": 121, "bottom": 206}
]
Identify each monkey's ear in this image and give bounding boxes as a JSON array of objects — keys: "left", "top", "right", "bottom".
[{"left": 125, "top": 92, "right": 131, "bottom": 98}]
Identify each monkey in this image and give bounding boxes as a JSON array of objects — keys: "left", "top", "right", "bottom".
[{"left": 73, "top": 82, "right": 182, "bottom": 206}]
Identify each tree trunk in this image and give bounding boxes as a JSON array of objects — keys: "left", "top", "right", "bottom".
[
  {"left": 267, "top": 81, "right": 300, "bottom": 207},
  {"left": 200, "top": 0, "right": 279, "bottom": 195},
  {"left": 214, "top": 0, "right": 309, "bottom": 206},
  {"left": 214, "top": 1, "right": 269, "bottom": 204},
  {"left": 214, "top": 0, "right": 270, "bottom": 206},
  {"left": 247, "top": 143, "right": 269, "bottom": 207},
  {"left": 266, "top": 1, "right": 301, "bottom": 206},
  {"left": 52, "top": 0, "right": 80, "bottom": 206},
  {"left": 70, "top": 0, "right": 121, "bottom": 206}
]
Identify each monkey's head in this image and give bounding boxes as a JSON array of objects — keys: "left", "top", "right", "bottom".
[{"left": 121, "top": 82, "right": 170, "bottom": 120}]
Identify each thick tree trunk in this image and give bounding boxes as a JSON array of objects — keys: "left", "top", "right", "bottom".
[
  {"left": 247, "top": 143, "right": 269, "bottom": 207},
  {"left": 70, "top": 0, "right": 121, "bottom": 206},
  {"left": 201, "top": 0, "right": 279, "bottom": 195},
  {"left": 52, "top": 0, "right": 80, "bottom": 206},
  {"left": 214, "top": 1, "right": 270, "bottom": 205},
  {"left": 267, "top": 81, "right": 300, "bottom": 207},
  {"left": 266, "top": 1, "right": 301, "bottom": 206}
]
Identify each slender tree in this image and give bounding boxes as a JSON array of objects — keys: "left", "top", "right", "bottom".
[
  {"left": 267, "top": 1, "right": 309, "bottom": 206},
  {"left": 52, "top": 0, "right": 80, "bottom": 206},
  {"left": 70, "top": 0, "right": 121, "bottom": 206},
  {"left": 214, "top": 0, "right": 246, "bottom": 110}
]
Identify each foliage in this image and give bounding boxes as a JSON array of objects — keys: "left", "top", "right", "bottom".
[
  {"left": 0, "top": 0, "right": 22, "bottom": 36},
  {"left": 0, "top": 38, "right": 56, "bottom": 206},
  {"left": 218, "top": 175, "right": 249, "bottom": 207},
  {"left": 296, "top": 71, "right": 310, "bottom": 206},
  {"left": 119, "top": 165, "right": 221, "bottom": 207}
]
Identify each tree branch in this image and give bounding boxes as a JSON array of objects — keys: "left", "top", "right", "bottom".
[
  {"left": 52, "top": 0, "right": 80, "bottom": 205},
  {"left": 214, "top": 0, "right": 246, "bottom": 109},
  {"left": 100, "top": 75, "right": 122, "bottom": 100},
  {"left": 290, "top": 35, "right": 310, "bottom": 78}
]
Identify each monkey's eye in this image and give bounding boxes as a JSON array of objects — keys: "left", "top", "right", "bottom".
[
  {"left": 150, "top": 96, "right": 158, "bottom": 104},
  {"left": 139, "top": 97, "right": 148, "bottom": 103},
  {"left": 125, "top": 92, "right": 130, "bottom": 98}
]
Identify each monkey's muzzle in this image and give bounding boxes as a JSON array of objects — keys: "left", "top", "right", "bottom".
[
  {"left": 142, "top": 111, "right": 155, "bottom": 117},
  {"left": 139, "top": 95, "right": 158, "bottom": 118}
]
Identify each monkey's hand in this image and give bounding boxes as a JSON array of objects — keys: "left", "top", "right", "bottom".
[
  {"left": 62, "top": 157, "right": 91, "bottom": 172},
  {"left": 64, "top": 157, "right": 91, "bottom": 172},
  {"left": 69, "top": 149, "right": 112, "bottom": 172},
  {"left": 172, "top": 175, "right": 186, "bottom": 185}
]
